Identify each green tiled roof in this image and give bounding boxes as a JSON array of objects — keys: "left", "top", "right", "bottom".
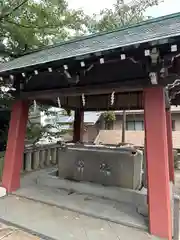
[{"left": 1, "top": 12, "right": 180, "bottom": 74}]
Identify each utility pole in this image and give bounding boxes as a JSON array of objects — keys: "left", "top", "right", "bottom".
[{"left": 121, "top": 110, "right": 126, "bottom": 144}]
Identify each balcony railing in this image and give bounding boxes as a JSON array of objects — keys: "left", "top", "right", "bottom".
[{"left": 22, "top": 143, "right": 60, "bottom": 172}]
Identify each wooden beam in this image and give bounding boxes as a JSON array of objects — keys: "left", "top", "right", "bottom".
[
  {"left": 18, "top": 73, "right": 178, "bottom": 101},
  {"left": 73, "top": 109, "right": 84, "bottom": 143},
  {"left": 18, "top": 81, "right": 148, "bottom": 100},
  {"left": 22, "top": 90, "right": 144, "bottom": 110}
]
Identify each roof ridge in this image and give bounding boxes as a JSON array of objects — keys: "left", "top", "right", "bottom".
[{"left": 22, "top": 12, "right": 180, "bottom": 57}]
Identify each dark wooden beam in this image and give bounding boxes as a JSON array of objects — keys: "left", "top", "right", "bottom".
[
  {"left": 30, "top": 93, "right": 144, "bottom": 111},
  {"left": 17, "top": 72, "right": 179, "bottom": 101},
  {"left": 18, "top": 81, "right": 148, "bottom": 100},
  {"left": 55, "top": 105, "right": 144, "bottom": 111}
]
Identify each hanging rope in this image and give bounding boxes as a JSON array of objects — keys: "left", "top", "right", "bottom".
[
  {"left": 33, "top": 100, "right": 37, "bottom": 112},
  {"left": 111, "top": 91, "right": 115, "bottom": 106},
  {"left": 82, "top": 93, "right": 85, "bottom": 107},
  {"left": 57, "top": 97, "right": 61, "bottom": 108}
]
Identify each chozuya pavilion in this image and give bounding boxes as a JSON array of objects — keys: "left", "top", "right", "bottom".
[{"left": 1, "top": 12, "right": 180, "bottom": 240}]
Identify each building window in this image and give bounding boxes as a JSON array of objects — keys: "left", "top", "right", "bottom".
[
  {"left": 172, "top": 120, "right": 175, "bottom": 131},
  {"left": 126, "top": 120, "right": 144, "bottom": 131}
]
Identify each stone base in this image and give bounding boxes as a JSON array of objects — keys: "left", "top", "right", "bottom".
[
  {"left": 0, "top": 187, "right": 6, "bottom": 198},
  {"left": 37, "top": 169, "right": 147, "bottom": 207},
  {"left": 137, "top": 205, "right": 148, "bottom": 218}
]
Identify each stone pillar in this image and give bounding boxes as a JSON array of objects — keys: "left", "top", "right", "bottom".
[
  {"left": 39, "top": 150, "right": 45, "bottom": 168},
  {"left": 166, "top": 109, "right": 175, "bottom": 183},
  {"left": 2, "top": 101, "right": 29, "bottom": 192},
  {"left": 20, "top": 153, "right": 25, "bottom": 173},
  {"left": 25, "top": 152, "right": 32, "bottom": 172},
  {"left": 45, "top": 149, "right": 51, "bottom": 166},
  {"left": 144, "top": 87, "right": 172, "bottom": 239},
  {"left": 33, "top": 151, "right": 40, "bottom": 170},
  {"left": 51, "top": 148, "right": 57, "bottom": 164},
  {"left": 73, "top": 109, "right": 84, "bottom": 143}
]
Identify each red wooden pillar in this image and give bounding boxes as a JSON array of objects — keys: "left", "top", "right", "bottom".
[
  {"left": 73, "top": 109, "right": 84, "bottom": 143},
  {"left": 144, "top": 87, "right": 172, "bottom": 239},
  {"left": 166, "top": 109, "right": 175, "bottom": 183},
  {"left": 2, "top": 100, "right": 29, "bottom": 193}
]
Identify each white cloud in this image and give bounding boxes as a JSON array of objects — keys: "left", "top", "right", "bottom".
[
  {"left": 68, "top": 0, "right": 115, "bottom": 15},
  {"left": 146, "top": 0, "right": 180, "bottom": 17},
  {"left": 68, "top": 0, "right": 180, "bottom": 18}
]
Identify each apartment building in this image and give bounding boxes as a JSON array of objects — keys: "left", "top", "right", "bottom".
[
  {"left": 38, "top": 106, "right": 180, "bottom": 148},
  {"left": 93, "top": 106, "right": 180, "bottom": 148}
]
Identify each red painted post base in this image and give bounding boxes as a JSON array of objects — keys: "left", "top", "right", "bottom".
[
  {"left": 166, "top": 109, "right": 175, "bottom": 183},
  {"left": 2, "top": 101, "right": 29, "bottom": 193},
  {"left": 144, "top": 88, "right": 172, "bottom": 239},
  {"left": 73, "top": 109, "right": 84, "bottom": 143}
]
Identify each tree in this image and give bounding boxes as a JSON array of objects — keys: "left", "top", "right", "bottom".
[
  {"left": 0, "top": 0, "right": 88, "bottom": 146},
  {"left": 26, "top": 105, "right": 73, "bottom": 145},
  {"left": 0, "top": 0, "right": 88, "bottom": 59},
  {"left": 88, "top": 0, "right": 163, "bottom": 144},
  {"left": 103, "top": 111, "right": 116, "bottom": 130},
  {"left": 0, "top": 0, "right": 88, "bottom": 126},
  {"left": 26, "top": 120, "right": 72, "bottom": 146},
  {"left": 88, "top": 0, "right": 163, "bottom": 32}
]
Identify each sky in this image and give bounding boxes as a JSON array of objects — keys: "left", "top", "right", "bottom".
[{"left": 68, "top": 0, "right": 180, "bottom": 18}]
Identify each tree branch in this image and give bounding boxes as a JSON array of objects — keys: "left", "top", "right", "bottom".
[
  {"left": 0, "top": 0, "right": 29, "bottom": 21},
  {"left": 5, "top": 19, "right": 63, "bottom": 29}
]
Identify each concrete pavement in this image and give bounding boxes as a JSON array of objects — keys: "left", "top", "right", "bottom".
[
  {"left": 0, "top": 168, "right": 168, "bottom": 239},
  {"left": 0, "top": 195, "right": 160, "bottom": 240},
  {"left": 0, "top": 223, "right": 40, "bottom": 239},
  {"left": 15, "top": 168, "right": 148, "bottom": 230}
]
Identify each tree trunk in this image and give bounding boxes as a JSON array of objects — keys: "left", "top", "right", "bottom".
[{"left": 121, "top": 110, "right": 126, "bottom": 144}]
